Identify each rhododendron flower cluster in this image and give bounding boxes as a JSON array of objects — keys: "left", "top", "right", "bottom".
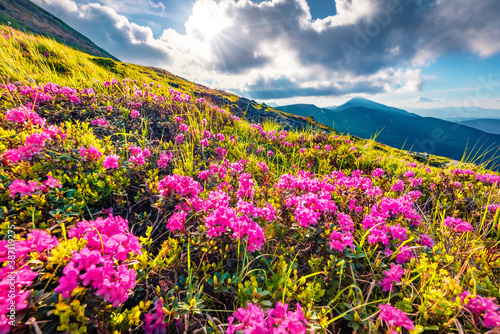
[
  {"left": 228, "top": 302, "right": 307, "bottom": 334},
  {"left": 129, "top": 146, "right": 150, "bottom": 166},
  {"left": 91, "top": 118, "right": 108, "bottom": 126},
  {"left": 0, "top": 230, "right": 58, "bottom": 332},
  {"left": 79, "top": 145, "right": 102, "bottom": 161},
  {"left": 5, "top": 105, "right": 46, "bottom": 127},
  {"left": 9, "top": 179, "right": 40, "bottom": 199},
  {"left": 8, "top": 175, "right": 62, "bottom": 199},
  {"left": 443, "top": 216, "right": 473, "bottom": 233},
  {"left": 476, "top": 173, "right": 500, "bottom": 184},
  {"left": 159, "top": 170, "right": 272, "bottom": 251},
  {"left": 55, "top": 215, "right": 141, "bottom": 307},
  {"left": 378, "top": 263, "right": 404, "bottom": 292},
  {"left": 130, "top": 109, "right": 140, "bottom": 118},
  {"left": 103, "top": 154, "right": 120, "bottom": 169},
  {"left": 378, "top": 304, "right": 414, "bottom": 332},
  {"left": 372, "top": 168, "right": 385, "bottom": 178},
  {"left": 158, "top": 174, "right": 203, "bottom": 199},
  {"left": 236, "top": 173, "right": 255, "bottom": 199},
  {"left": 144, "top": 298, "right": 167, "bottom": 334},
  {"left": 2, "top": 105, "right": 67, "bottom": 164},
  {"left": 40, "top": 174, "right": 62, "bottom": 191},
  {"left": 157, "top": 152, "right": 173, "bottom": 168},
  {"left": 460, "top": 291, "right": 500, "bottom": 329}
]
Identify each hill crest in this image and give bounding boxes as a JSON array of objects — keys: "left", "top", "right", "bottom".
[{"left": 0, "top": 0, "right": 118, "bottom": 60}]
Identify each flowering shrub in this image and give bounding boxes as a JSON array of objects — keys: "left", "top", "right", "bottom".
[
  {"left": 55, "top": 215, "right": 140, "bottom": 307},
  {"left": 227, "top": 302, "right": 307, "bottom": 334}
]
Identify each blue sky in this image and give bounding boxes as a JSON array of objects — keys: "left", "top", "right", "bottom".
[{"left": 33, "top": 0, "right": 500, "bottom": 110}]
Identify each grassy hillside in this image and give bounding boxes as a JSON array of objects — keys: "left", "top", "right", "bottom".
[
  {"left": 0, "top": 0, "right": 118, "bottom": 60},
  {"left": 1, "top": 26, "right": 500, "bottom": 334}
]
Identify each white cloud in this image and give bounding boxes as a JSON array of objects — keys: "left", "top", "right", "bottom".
[{"left": 31, "top": 0, "right": 500, "bottom": 101}]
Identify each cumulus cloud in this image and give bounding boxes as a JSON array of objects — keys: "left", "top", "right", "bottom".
[
  {"left": 32, "top": 0, "right": 500, "bottom": 100},
  {"left": 32, "top": 0, "right": 171, "bottom": 65}
]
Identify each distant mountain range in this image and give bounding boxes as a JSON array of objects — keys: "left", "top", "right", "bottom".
[
  {"left": 328, "top": 97, "right": 417, "bottom": 116},
  {"left": 0, "top": 0, "right": 118, "bottom": 60},
  {"left": 408, "top": 106, "right": 500, "bottom": 121},
  {"left": 277, "top": 98, "right": 500, "bottom": 167},
  {"left": 458, "top": 119, "right": 500, "bottom": 135}
]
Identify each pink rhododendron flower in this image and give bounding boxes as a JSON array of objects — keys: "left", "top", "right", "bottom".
[
  {"left": 130, "top": 109, "right": 140, "bottom": 118},
  {"left": 378, "top": 263, "right": 404, "bottom": 292},
  {"left": 174, "top": 134, "right": 184, "bottom": 143},
  {"left": 25, "top": 132, "right": 49, "bottom": 148},
  {"left": 144, "top": 298, "right": 167, "bottom": 334},
  {"left": 267, "top": 302, "right": 308, "bottom": 333},
  {"left": 129, "top": 154, "right": 145, "bottom": 166},
  {"left": 228, "top": 302, "right": 307, "bottom": 334},
  {"left": 378, "top": 304, "right": 414, "bottom": 331},
  {"left": 9, "top": 179, "right": 40, "bottom": 199},
  {"left": 79, "top": 145, "right": 102, "bottom": 161},
  {"left": 236, "top": 173, "right": 255, "bottom": 199},
  {"left": 200, "top": 138, "right": 209, "bottom": 147},
  {"left": 157, "top": 152, "right": 173, "bottom": 168},
  {"left": 395, "top": 245, "right": 414, "bottom": 264},
  {"left": 26, "top": 230, "right": 59, "bottom": 253},
  {"left": 391, "top": 180, "right": 404, "bottom": 192},
  {"left": 215, "top": 147, "right": 226, "bottom": 159},
  {"left": 484, "top": 311, "right": 500, "bottom": 329},
  {"left": 403, "top": 170, "right": 415, "bottom": 178},
  {"left": 5, "top": 105, "right": 46, "bottom": 127},
  {"left": 69, "top": 95, "right": 81, "bottom": 104},
  {"left": 167, "top": 211, "right": 187, "bottom": 232},
  {"left": 329, "top": 231, "right": 354, "bottom": 252},
  {"left": 103, "top": 154, "right": 120, "bottom": 169},
  {"left": 372, "top": 168, "right": 385, "bottom": 178},
  {"left": 419, "top": 234, "right": 435, "bottom": 248},
  {"left": 443, "top": 216, "right": 473, "bottom": 233},
  {"left": 257, "top": 161, "right": 269, "bottom": 173},
  {"left": 158, "top": 174, "right": 203, "bottom": 198},
  {"left": 41, "top": 175, "right": 62, "bottom": 191},
  {"left": 55, "top": 215, "right": 140, "bottom": 307},
  {"left": 91, "top": 118, "right": 108, "bottom": 126},
  {"left": 460, "top": 291, "right": 499, "bottom": 315},
  {"left": 228, "top": 303, "right": 268, "bottom": 334}
]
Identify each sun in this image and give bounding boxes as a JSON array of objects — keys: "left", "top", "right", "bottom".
[{"left": 189, "top": 1, "right": 233, "bottom": 40}]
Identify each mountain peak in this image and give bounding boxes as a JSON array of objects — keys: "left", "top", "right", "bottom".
[
  {"left": 347, "top": 97, "right": 372, "bottom": 103},
  {"left": 334, "top": 97, "right": 412, "bottom": 116}
]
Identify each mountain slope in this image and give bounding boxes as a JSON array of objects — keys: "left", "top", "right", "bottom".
[
  {"left": 276, "top": 104, "right": 336, "bottom": 128},
  {"left": 277, "top": 100, "right": 500, "bottom": 167},
  {"left": 0, "top": 0, "right": 118, "bottom": 60},
  {"left": 332, "top": 107, "right": 500, "bottom": 165},
  {"left": 459, "top": 118, "right": 500, "bottom": 135}
]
